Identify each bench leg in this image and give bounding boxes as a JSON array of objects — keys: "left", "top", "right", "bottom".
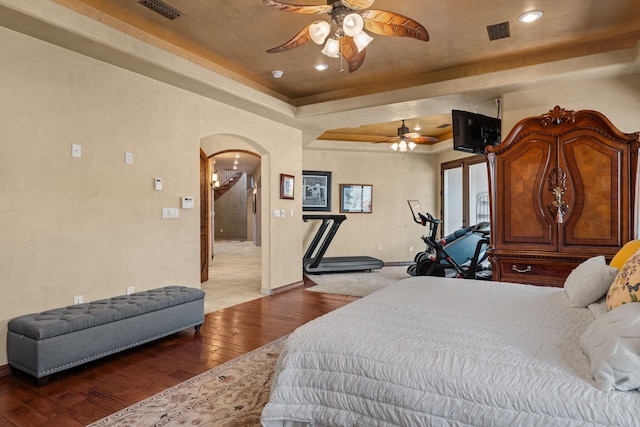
[
  {"left": 194, "top": 324, "right": 202, "bottom": 332},
  {"left": 37, "top": 375, "right": 50, "bottom": 387}
]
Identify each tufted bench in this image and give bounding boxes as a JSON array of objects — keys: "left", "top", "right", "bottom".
[{"left": 7, "top": 286, "right": 205, "bottom": 385}]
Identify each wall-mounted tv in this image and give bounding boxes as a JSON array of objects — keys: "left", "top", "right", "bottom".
[{"left": 452, "top": 110, "right": 501, "bottom": 154}]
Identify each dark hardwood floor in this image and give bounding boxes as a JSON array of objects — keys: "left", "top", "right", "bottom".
[{"left": 0, "top": 284, "right": 357, "bottom": 426}]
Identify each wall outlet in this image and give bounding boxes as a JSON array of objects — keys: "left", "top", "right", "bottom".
[
  {"left": 126, "top": 286, "right": 134, "bottom": 295},
  {"left": 73, "top": 295, "right": 83, "bottom": 305},
  {"left": 71, "top": 144, "right": 82, "bottom": 158},
  {"left": 377, "top": 244, "right": 382, "bottom": 251},
  {"left": 409, "top": 246, "right": 413, "bottom": 252}
]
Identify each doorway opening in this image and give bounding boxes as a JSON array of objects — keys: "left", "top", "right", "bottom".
[
  {"left": 440, "top": 155, "right": 488, "bottom": 237},
  {"left": 200, "top": 149, "right": 264, "bottom": 313}
]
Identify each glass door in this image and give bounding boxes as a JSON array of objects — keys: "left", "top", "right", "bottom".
[{"left": 441, "top": 156, "right": 488, "bottom": 236}]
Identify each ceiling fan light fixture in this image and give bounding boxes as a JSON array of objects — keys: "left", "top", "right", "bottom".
[
  {"left": 321, "top": 38, "right": 340, "bottom": 58},
  {"left": 518, "top": 10, "right": 543, "bottom": 23},
  {"left": 309, "top": 20, "right": 331, "bottom": 44},
  {"left": 408, "top": 141, "right": 417, "bottom": 150},
  {"left": 343, "top": 13, "right": 364, "bottom": 37},
  {"left": 390, "top": 143, "right": 399, "bottom": 151},
  {"left": 399, "top": 140, "right": 408, "bottom": 152},
  {"left": 353, "top": 31, "right": 373, "bottom": 52}
]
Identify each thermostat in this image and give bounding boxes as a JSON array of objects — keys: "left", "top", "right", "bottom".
[{"left": 181, "top": 196, "right": 194, "bottom": 209}]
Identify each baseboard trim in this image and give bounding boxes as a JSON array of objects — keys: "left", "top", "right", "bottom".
[{"left": 262, "top": 280, "right": 304, "bottom": 295}]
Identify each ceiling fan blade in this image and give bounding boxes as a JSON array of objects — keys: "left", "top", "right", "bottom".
[
  {"left": 263, "top": 0, "right": 332, "bottom": 14},
  {"left": 409, "top": 135, "right": 438, "bottom": 143},
  {"left": 266, "top": 23, "right": 314, "bottom": 53},
  {"left": 341, "top": 0, "right": 375, "bottom": 10},
  {"left": 379, "top": 136, "right": 401, "bottom": 143},
  {"left": 361, "top": 10, "right": 429, "bottom": 41},
  {"left": 340, "top": 37, "right": 366, "bottom": 72}
]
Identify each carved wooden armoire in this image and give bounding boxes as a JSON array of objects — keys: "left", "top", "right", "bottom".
[{"left": 487, "top": 106, "right": 640, "bottom": 287}]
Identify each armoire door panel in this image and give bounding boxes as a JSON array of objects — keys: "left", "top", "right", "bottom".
[
  {"left": 499, "top": 140, "right": 555, "bottom": 249},
  {"left": 487, "top": 106, "right": 639, "bottom": 287},
  {"left": 561, "top": 135, "right": 625, "bottom": 248}
]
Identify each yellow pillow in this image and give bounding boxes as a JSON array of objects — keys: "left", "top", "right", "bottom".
[
  {"left": 610, "top": 240, "right": 640, "bottom": 269},
  {"left": 607, "top": 248, "right": 640, "bottom": 310}
]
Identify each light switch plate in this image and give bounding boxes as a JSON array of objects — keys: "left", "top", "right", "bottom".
[
  {"left": 162, "top": 208, "right": 179, "bottom": 219},
  {"left": 71, "top": 144, "right": 82, "bottom": 158}
]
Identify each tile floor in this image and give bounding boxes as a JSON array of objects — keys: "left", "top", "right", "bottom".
[{"left": 201, "top": 240, "right": 265, "bottom": 314}]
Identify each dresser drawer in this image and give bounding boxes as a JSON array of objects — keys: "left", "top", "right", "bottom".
[{"left": 494, "top": 258, "right": 579, "bottom": 287}]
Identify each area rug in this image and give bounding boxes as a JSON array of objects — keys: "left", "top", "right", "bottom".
[
  {"left": 88, "top": 336, "right": 286, "bottom": 427},
  {"left": 305, "top": 265, "right": 410, "bottom": 297}
]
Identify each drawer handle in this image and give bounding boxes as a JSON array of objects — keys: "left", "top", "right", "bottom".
[{"left": 512, "top": 265, "right": 532, "bottom": 273}]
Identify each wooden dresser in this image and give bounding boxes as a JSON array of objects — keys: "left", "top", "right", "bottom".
[{"left": 486, "top": 106, "right": 640, "bottom": 287}]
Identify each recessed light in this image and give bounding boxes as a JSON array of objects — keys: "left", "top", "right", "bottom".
[
  {"left": 313, "top": 63, "right": 329, "bottom": 71},
  {"left": 518, "top": 10, "right": 543, "bottom": 23},
  {"left": 272, "top": 70, "right": 284, "bottom": 78}
]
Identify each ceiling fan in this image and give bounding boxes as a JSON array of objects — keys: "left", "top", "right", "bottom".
[
  {"left": 382, "top": 120, "right": 438, "bottom": 151},
  {"left": 263, "top": 0, "right": 429, "bottom": 72}
]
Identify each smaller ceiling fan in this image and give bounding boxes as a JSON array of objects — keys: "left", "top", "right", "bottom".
[
  {"left": 263, "top": 0, "right": 429, "bottom": 72},
  {"left": 380, "top": 120, "right": 438, "bottom": 151}
]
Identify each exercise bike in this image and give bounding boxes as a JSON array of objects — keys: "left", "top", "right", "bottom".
[{"left": 406, "top": 200, "right": 492, "bottom": 280}]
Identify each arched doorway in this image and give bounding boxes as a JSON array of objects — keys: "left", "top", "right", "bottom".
[{"left": 199, "top": 146, "right": 264, "bottom": 313}]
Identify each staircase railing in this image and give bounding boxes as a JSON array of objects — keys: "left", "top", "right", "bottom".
[{"left": 213, "top": 170, "right": 242, "bottom": 200}]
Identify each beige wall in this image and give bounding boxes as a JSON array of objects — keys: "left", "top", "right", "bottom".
[
  {"left": 501, "top": 74, "right": 640, "bottom": 134},
  {"left": 302, "top": 146, "right": 439, "bottom": 263},
  {"left": 0, "top": 26, "right": 302, "bottom": 365}
]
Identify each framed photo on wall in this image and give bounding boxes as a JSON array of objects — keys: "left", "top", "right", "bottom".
[
  {"left": 302, "top": 171, "right": 331, "bottom": 211},
  {"left": 280, "top": 174, "right": 295, "bottom": 199},
  {"left": 340, "top": 184, "right": 373, "bottom": 213}
]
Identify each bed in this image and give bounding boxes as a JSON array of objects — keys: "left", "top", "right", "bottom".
[{"left": 261, "top": 275, "right": 640, "bottom": 426}]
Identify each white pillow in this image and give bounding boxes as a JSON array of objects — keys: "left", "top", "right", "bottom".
[
  {"left": 580, "top": 302, "right": 640, "bottom": 391},
  {"left": 564, "top": 256, "right": 618, "bottom": 308}
]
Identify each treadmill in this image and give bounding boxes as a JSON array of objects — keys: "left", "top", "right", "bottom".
[{"left": 303, "top": 214, "right": 384, "bottom": 274}]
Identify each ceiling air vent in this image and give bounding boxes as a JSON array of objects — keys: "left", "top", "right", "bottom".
[
  {"left": 437, "top": 123, "right": 451, "bottom": 129},
  {"left": 139, "top": 0, "right": 183, "bottom": 20},
  {"left": 487, "top": 22, "right": 510, "bottom": 41}
]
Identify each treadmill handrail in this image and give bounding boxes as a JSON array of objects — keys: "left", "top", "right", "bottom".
[
  {"left": 303, "top": 214, "right": 347, "bottom": 222},
  {"left": 303, "top": 215, "right": 347, "bottom": 269}
]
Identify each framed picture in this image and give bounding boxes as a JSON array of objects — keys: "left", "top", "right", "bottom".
[
  {"left": 340, "top": 184, "right": 373, "bottom": 213},
  {"left": 280, "top": 174, "right": 295, "bottom": 200},
  {"left": 302, "top": 171, "right": 331, "bottom": 211}
]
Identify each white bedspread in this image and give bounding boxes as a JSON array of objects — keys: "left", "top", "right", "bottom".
[{"left": 261, "top": 276, "right": 640, "bottom": 426}]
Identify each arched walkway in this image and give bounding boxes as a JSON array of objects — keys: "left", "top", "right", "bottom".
[{"left": 200, "top": 135, "right": 268, "bottom": 312}]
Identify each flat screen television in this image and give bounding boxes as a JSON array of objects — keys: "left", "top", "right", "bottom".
[{"left": 452, "top": 110, "right": 501, "bottom": 154}]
